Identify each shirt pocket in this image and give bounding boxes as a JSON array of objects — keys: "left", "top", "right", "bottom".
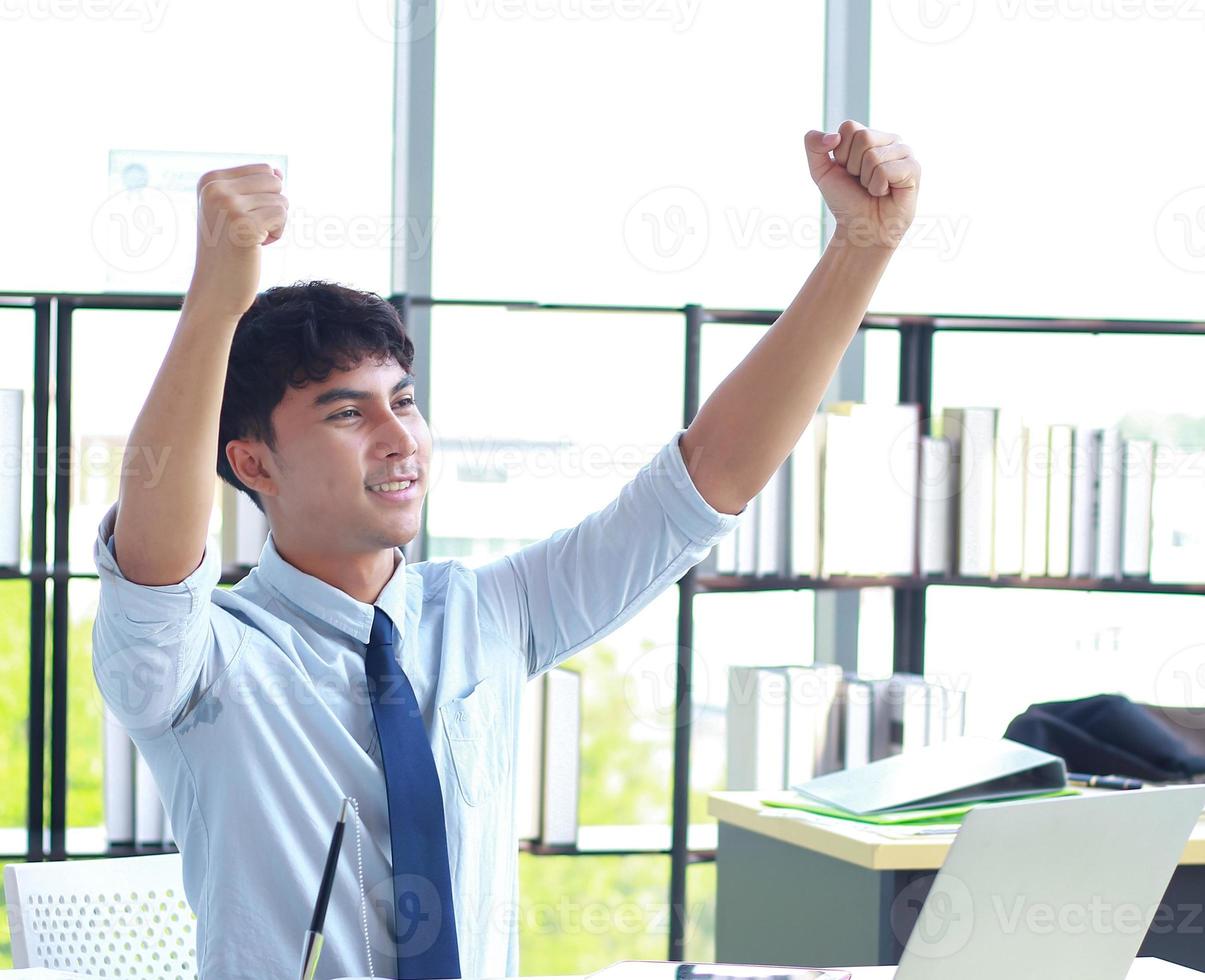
[{"left": 439, "top": 676, "right": 504, "bottom": 807}]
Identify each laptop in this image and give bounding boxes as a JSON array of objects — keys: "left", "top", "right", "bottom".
[{"left": 895, "top": 784, "right": 1205, "bottom": 979}]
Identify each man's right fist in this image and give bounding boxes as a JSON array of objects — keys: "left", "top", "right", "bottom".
[{"left": 185, "top": 163, "right": 289, "bottom": 321}]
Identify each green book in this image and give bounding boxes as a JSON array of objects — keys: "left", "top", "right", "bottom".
[{"left": 762, "top": 787, "right": 1081, "bottom": 826}]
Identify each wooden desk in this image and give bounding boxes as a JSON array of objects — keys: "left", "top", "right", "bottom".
[{"left": 710, "top": 791, "right": 1205, "bottom": 973}]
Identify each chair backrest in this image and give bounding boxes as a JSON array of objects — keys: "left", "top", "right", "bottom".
[{"left": 4, "top": 852, "right": 198, "bottom": 977}]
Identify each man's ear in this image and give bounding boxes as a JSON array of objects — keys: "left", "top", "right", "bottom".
[{"left": 226, "top": 439, "right": 279, "bottom": 499}]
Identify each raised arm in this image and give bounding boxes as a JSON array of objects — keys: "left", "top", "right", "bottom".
[
  {"left": 680, "top": 120, "right": 920, "bottom": 515},
  {"left": 113, "top": 163, "right": 288, "bottom": 585}
]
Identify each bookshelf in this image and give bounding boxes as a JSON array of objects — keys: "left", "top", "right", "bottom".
[{"left": 3, "top": 289, "right": 1204, "bottom": 959}]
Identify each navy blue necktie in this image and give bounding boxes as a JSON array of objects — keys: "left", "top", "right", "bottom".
[{"left": 365, "top": 605, "right": 461, "bottom": 980}]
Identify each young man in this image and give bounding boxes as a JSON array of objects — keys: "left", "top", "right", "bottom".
[{"left": 91, "top": 120, "right": 918, "bottom": 979}]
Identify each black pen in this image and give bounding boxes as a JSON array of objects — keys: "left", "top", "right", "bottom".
[
  {"left": 1067, "top": 772, "right": 1144, "bottom": 791},
  {"left": 300, "top": 797, "right": 349, "bottom": 980}
]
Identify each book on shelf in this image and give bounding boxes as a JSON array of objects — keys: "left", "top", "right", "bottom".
[
  {"left": 691, "top": 405, "right": 1165, "bottom": 587},
  {"left": 734, "top": 498, "right": 759, "bottom": 575},
  {"left": 1150, "top": 445, "right": 1205, "bottom": 584},
  {"left": 1120, "top": 439, "right": 1154, "bottom": 578},
  {"left": 1020, "top": 422, "right": 1050, "bottom": 577},
  {"left": 1069, "top": 424, "right": 1097, "bottom": 578},
  {"left": 726, "top": 666, "right": 967, "bottom": 790},
  {"left": 0, "top": 389, "right": 20, "bottom": 568},
  {"left": 1046, "top": 423, "right": 1074, "bottom": 577},
  {"left": 942, "top": 407, "right": 997, "bottom": 577},
  {"left": 992, "top": 409, "right": 1025, "bottom": 576},
  {"left": 726, "top": 665, "right": 789, "bottom": 791},
  {"left": 754, "top": 458, "right": 791, "bottom": 576},
  {"left": 917, "top": 435, "right": 954, "bottom": 576},
  {"left": 821, "top": 402, "right": 920, "bottom": 576},
  {"left": 1092, "top": 427, "right": 1125, "bottom": 580},
  {"left": 789, "top": 419, "right": 823, "bottom": 578}
]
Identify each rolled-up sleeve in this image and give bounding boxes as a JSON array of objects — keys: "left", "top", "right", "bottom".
[
  {"left": 91, "top": 500, "right": 237, "bottom": 737},
  {"left": 474, "top": 429, "right": 744, "bottom": 678}
]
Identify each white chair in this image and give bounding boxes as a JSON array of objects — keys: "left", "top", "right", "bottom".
[{"left": 4, "top": 852, "right": 198, "bottom": 977}]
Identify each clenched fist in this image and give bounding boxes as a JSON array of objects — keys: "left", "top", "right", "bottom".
[
  {"left": 804, "top": 121, "right": 920, "bottom": 250},
  {"left": 184, "top": 163, "right": 288, "bottom": 321}
]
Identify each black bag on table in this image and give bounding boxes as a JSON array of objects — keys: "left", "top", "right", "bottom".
[{"left": 1004, "top": 693, "right": 1205, "bottom": 783}]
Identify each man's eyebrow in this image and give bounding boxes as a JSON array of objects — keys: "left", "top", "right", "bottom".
[{"left": 311, "top": 373, "right": 416, "bottom": 409}]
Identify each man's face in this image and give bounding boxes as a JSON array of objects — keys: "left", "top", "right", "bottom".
[{"left": 247, "top": 356, "right": 431, "bottom": 555}]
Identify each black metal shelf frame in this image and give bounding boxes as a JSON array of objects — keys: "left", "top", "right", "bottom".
[{"left": 4, "top": 289, "right": 1205, "bottom": 957}]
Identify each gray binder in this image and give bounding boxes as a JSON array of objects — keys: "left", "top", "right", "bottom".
[{"left": 790, "top": 736, "right": 1067, "bottom": 815}]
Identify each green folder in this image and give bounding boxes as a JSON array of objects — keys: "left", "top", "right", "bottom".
[{"left": 761, "top": 787, "right": 1082, "bottom": 826}]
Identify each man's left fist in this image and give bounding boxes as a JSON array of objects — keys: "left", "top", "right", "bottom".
[{"left": 804, "top": 120, "right": 920, "bottom": 249}]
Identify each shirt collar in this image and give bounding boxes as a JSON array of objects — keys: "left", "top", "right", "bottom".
[{"left": 255, "top": 528, "right": 408, "bottom": 646}]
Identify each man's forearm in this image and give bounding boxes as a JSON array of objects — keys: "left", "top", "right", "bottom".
[{"left": 680, "top": 232, "right": 895, "bottom": 516}]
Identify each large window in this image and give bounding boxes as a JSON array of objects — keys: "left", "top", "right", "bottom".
[
  {"left": 0, "top": 1, "right": 394, "bottom": 295},
  {"left": 432, "top": 2, "right": 826, "bottom": 307},
  {"left": 869, "top": 6, "right": 1205, "bottom": 319}
]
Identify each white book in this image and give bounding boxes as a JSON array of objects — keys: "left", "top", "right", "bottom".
[
  {"left": 134, "top": 746, "right": 164, "bottom": 847},
  {"left": 1150, "top": 446, "right": 1205, "bottom": 584},
  {"left": 866, "top": 678, "right": 897, "bottom": 762},
  {"left": 713, "top": 522, "right": 739, "bottom": 575},
  {"left": 540, "top": 667, "right": 581, "bottom": 846},
  {"left": 755, "top": 460, "right": 790, "bottom": 577},
  {"left": 918, "top": 436, "right": 954, "bottom": 576},
  {"left": 1046, "top": 424, "right": 1074, "bottom": 577},
  {"left": 842, "top": 676, "right": 874, "bottom": 770},
  {"left": 942, "top": 408, "right": 997, "bottom": 577},
  {"left": 103, "top": 705, "right": 134, "bottom": 846},
  {"left": 1069, "top": 425, "right": 1098, "bottom": 578},
  {"left": 0, "top": 389, "right": 21, "bottom": 568},
  {"left": 820, "top": 411, "right": 859, "bottom": 577},
  {"left": 992, "top": 409, "right": 1025, "bottom": 576},
  {"left": 783, "top": 667, "right": 818, "bottom": 786},
  {"left": 1092, "top": 427, "right": 1124, "bottom": 580},
  {"left": 735, "top": 505, "right": 759, "bottom": 576},
  {"left": 726, "top": 666, "right": 789, "bottom": 791},
  {"left": 221, "top": 481, "right": 269, "bottom": 568},
  {"left": 801, "top": 664, "right": 845, "bottom": 776},
  {"left": 925, "top": 683, "right": 948, "bottom": 744},
  {"left": 1121, "top": 439, "right": 1155, "bottom": 578},
  {"left": 887, "top": 673, "right": 930, "bottom": 755},
  {"left": 1021, "top": 422, "right": 1050, "bottom": 577},
  {"left": 515, "top": 674, "right": 545, "bottom": 841},
  {"left": 849, "top": 403, "right": 921, "bottom": 576},
  {"left": 789, "top": 420, "right": 824, "bottom": 578},
  {"left": 946, "top": 687, "right": 968, "bottom": 739}
]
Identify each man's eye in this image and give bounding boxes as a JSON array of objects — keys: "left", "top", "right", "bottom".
[{"left": 332, "top": 397, "right": 414, "bottom": 420}]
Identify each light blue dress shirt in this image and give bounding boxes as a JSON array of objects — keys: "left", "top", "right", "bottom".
[{"left": 91, "top": 429, "right": 742, "bottom": 980}]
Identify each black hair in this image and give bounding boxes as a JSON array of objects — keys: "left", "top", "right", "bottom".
[{"left": 217, "top": 281, "right": 415, "bottom": 515}]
